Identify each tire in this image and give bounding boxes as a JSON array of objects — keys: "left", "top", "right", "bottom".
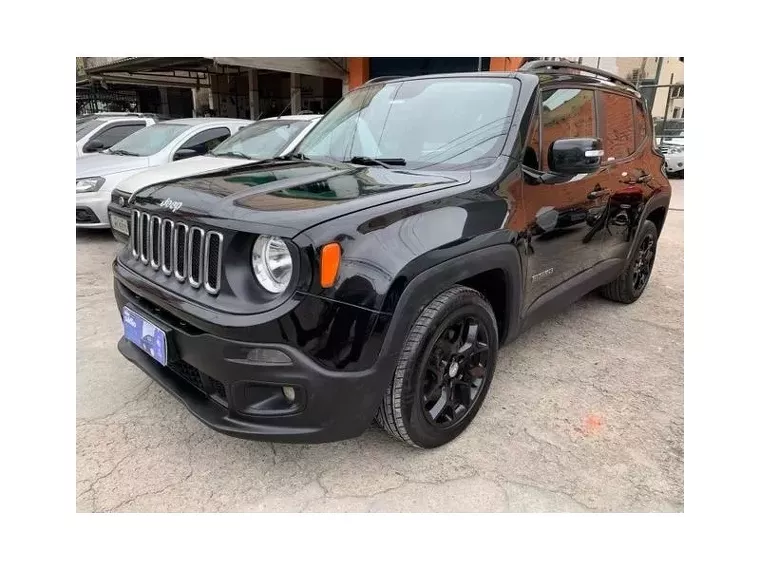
[
  {"left": 377, "top": 285, "right": 499, "bottom": 448},
  {"left": 600, "top": 219, "right": 659, "bottom": 304}
]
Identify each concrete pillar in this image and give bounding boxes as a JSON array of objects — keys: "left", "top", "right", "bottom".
[
  {"left": 248, "top": 69, "right": 260, "bottom": 120},
  {"left": 290, "top": 73, "right": 302, "bottom": 114},
  {"left": 191, "top": 88, "right": 199, "bottom": 117},
  {"left": 159, "top": 87, "right": 170, "bottom": 116}
]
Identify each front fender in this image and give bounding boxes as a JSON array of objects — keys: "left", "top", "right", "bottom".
[{"left": 372, "top": 244, "right": 524, "bottom": 362}]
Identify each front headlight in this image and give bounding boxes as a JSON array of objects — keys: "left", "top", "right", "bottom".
[
  {"left": 251, "top": 235, "right": 293, "bottom": 293},
  {"left": 76, "top": 177, "right": 105, "bottom": 193}
]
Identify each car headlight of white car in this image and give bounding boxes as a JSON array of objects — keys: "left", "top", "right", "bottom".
[
  {"left": 251, "top": 235, "right": 293, "bottom": 293},
  {"left": 76, "top": 177, "right": 105, "bottom": 193}
]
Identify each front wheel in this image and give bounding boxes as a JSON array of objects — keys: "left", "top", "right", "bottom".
[{"left": 377, "top": 285, "right": 499, "bottom": 448}]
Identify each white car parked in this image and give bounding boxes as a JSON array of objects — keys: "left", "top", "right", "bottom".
[
  {"left": 658, "top": 132, "right": 684, "bottom": 178},
  {"left": 76, "top": 113, "right": 163, "bottom": 157},
  {"left": 76, "top": 117, "right": 251, "bottom": 229},
  {"left": 106, "top": 115, "right": 322, "bottom": 241}
]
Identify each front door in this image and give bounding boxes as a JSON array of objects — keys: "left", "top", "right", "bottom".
[{"left": 520, "top": 87, "right": 610, "bottom": 309}]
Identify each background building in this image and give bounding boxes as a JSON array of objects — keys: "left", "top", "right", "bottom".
[
  {"left": 77, "top": 56, "right": 683, "bottom": 121},
  {"left": 556, "top": 57, "right": 684, "bottom": 120}
]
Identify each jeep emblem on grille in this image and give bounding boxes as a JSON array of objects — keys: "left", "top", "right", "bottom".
[{"left": 159, "top": 198, "right": 183, "bottom": 213}]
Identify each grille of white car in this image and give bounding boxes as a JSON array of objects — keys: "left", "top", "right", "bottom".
[{"left": 130, "top": 210, "right": 223, "bottom": 295}]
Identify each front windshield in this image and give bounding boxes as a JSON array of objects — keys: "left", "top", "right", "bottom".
[
  {"left": 76, "top": 118, "right": 105, "bottom": 141},
  {"left": 296, "top": 77, "right": 517, "bottom": 170},
  {"left": 211, "top": 120, "right": 312, "bottom": 159},
  {"left": 107, "top": 123, "right": 192, "bottom": 156}
]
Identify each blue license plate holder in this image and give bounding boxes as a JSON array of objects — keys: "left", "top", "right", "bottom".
[{"left": 122, "top": 306, "right": 168, "bottom": 366}]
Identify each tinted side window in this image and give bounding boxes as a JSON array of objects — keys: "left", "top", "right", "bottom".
[
  {"left": 178, "top": 127, "right": 231, "bottom": 155},
  {"left": 600, "top": 92, "right": 635, "bottom": 161},
  {"left": 633, "top": 100, "right": 649, "bottom": 149},
  {"left": 95, "top": 122, "right": 146, "bottom": 148},
  {"left": 539, "top": 88, "right": 596, "bottom": 171}
]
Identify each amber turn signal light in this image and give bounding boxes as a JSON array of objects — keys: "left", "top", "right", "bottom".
[{"left": 320, "top": 242, "right": 341, "bottom": 288}]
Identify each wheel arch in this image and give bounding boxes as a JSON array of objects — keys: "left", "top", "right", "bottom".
[
  {"left": 627, "top": 191, "right": 671, "bottom": 262},
  {"left": 376, "top": 244, "right": 523, "bottom": 363},
  {"left": 645, "top": 205, "right": 668, "bottom": 237}
]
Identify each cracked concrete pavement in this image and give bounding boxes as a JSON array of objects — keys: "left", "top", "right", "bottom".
[{"left": 76, "top": 180, "right": 684, "bottom": 512}]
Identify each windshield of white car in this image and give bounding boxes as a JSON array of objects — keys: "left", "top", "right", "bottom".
[
  {"left": 210, "top": 120, "right": 312, "bottom": 159},
  {"left": 107, "top": 123, "right": 192, "bottom": 157},
  {"left": 296, "top": 77, "right": 518, "bottom": 170},
  {"left": 76, "top": 118, "right": 106, "bottom": 141}
]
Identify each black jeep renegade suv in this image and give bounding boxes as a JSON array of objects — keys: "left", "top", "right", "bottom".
[{"left": 113, "top": 61, "right": 671, "bottom": 448}]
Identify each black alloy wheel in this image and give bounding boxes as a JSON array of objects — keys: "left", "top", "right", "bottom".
[
  {"left": 600, "top": 219, "right": 659, "bottom": 304},
  {"left": 632, "top": 234, "right": 655, "bottom": 294},
  {"left": 421, "top": 316, "right": 490, "bottom": 428},
  {"left": 377, "top": 285, "right": 498, "bottom": 448}
]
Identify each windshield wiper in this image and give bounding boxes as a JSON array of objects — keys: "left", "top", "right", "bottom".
[
  {"left": 109, "top": 149, "right": 139, "bottom": 156},
  {"left": 347, "top": 156, "right": 406, "bottom": 168},
  {"left": 283, "top": 152, "right": 308, "bottom": 160},
  {"left": 213, "top": 151, "right": 252, "bottom": 160}
]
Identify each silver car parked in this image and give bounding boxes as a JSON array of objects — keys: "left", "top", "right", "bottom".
[{"left": 76, "top": 118, "right": 251, "bottom": 228}]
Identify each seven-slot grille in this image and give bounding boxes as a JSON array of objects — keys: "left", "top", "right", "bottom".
[{"left": 131, "top": 210, "right": 223, "bottom": 295}]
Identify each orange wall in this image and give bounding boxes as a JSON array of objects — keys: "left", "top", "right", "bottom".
[{"left": 490, "top": 57, "right": 524, "bottom": 72}]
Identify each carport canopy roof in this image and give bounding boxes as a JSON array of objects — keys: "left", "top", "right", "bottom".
[{"left": 83, "top": 57, "right": 346, "bottom": 79}]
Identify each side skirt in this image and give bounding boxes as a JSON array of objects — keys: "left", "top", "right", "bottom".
[{"left": 518, "top": 258, "right": 625, "bottom": 334}]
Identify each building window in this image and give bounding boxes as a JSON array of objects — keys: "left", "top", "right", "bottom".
[
  {"left": 672, "top": 107, "right": 682, "bottom": 119},
  {"left": 671, "top": 84, "right": 684, "bottom": 98}
]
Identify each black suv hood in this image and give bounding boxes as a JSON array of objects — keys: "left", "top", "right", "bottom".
[{"left": 131, "top": 160, "right": 470, "bottom": 237}]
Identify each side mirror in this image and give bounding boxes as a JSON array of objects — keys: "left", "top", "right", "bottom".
[
  {"left": 83, "top": 139, "right": 105, "bottom": 153},
  {"left": 174, "top": 148, "right": 199, "bottom": 161},
  {"left": 548, "top": 138, "right": 604, "bottom": 174}
]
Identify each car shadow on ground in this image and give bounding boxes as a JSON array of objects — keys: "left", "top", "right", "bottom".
[{"left": 77, "top": 228, "right": 116, "bottom": 243}]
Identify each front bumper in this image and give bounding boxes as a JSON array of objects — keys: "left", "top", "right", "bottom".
[
  {"left": 76, "top": 190, "right": 110, "bottom": 229},
  {"left": 113, "top": 273, "right": 391, "bottom": 443},
  {"left": 664, "top": 154, "right": 684, "bottom": 173}
]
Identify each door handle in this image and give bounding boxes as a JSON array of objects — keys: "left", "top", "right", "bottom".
[
  {"left": 587, "top": 189, "right": 608, "bottom": 199},
  {"left": 636, "top": 174, "right": 653, "bottom": 183}
]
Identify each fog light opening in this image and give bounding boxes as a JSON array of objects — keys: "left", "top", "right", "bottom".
[
  {"left": 246, "top": 348, "right": 292, "bottom": 365},
  {"left": 282, "top": 386, "right": 296, "bottom": 403}
]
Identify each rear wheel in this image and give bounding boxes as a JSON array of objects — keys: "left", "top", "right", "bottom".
[
  {"left": 600, "top": 219, "right": 658, "bottom": 304},
  {"left": 377, "top": 285, "right": 498, "bottom": 448}
]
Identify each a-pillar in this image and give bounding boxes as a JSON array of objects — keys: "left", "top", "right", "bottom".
[
  {"left": 159, "top": 87, "right": 170, "bottom": 115},
  {"left": 248, "top": 70, "right": 260, "bottom": 120},
  {"left": 290, "top": 73, "right": 302, "bottom": 114}
]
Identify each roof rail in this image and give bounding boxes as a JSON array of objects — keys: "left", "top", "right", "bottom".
[
  {"left": 519, "top": 59, "right": 638, "bottom": 91},
  {"left": 363, "top": 75, "right": 408, "bottom": 85}
]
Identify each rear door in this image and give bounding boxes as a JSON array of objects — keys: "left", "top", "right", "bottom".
[
  {"left": 597, "top": 91, "right": 649, "bottom": 261},
  {"left": 521, "top": 87, "right": 611, "bottom": 308}
]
